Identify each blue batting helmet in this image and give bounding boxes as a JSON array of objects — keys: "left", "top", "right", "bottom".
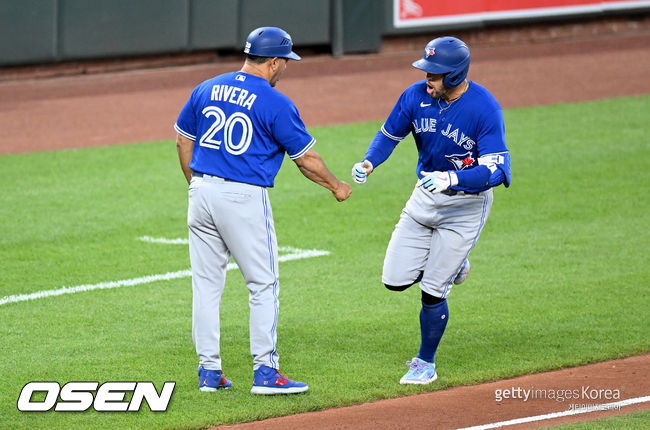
[
  {"left": 244, "top": 27, "right": 301, "bottom": 60},
  {"left": 412, "top": 37, "right": 470, "bottom": 88}
]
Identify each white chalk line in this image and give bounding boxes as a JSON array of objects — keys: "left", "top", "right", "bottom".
[
  {"left": 137, "top": 236, "right": 316, "bottom": 255},
  {"left": 457, "top": 395, "right": 650, "bottom": 430},
  {"left": 137, "top": 235, "right": 189, "bottom": 245},
  {"left": 136, "top": 236, "right": 313, "bottom": 256},
  {"left": 0, "top": 242, "right": 330, "bottom": 307}
]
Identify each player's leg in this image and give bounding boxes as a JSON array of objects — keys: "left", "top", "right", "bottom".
[
  {"left": 382, "top": 209, "right": 433, "bottom": 291},
  {"left": 217, "top": 185, "right": 307, "bottom": 394},
  {"left": 382, "top": 205, "right": 443, "bottom": 384},
  {"left": 407, "top": 191, "right": 494, "bottom": 383},
  {"left": 400, "top": 288, "right": 446, "bottom": 385},
  {"left": 187, "top": 178, "right": 232, "bottom": 389},
  {"left": 421, "top": 190, "right": 493, "bottom": 298},
  {"left": 211, "top": 183, "right": 279, "bottom": 369}
]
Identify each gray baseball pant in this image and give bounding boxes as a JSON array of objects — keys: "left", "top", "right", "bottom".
[
  {"left": 187, "top": 174, "right": 280, "bottom": 371},
  {"left": 382, "top": 185, "right": 494, "bottom": 297}
]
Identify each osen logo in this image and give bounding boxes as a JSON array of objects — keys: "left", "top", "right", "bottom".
[{"left": 17, "top": 381, "right": 175, "bottom": 412}]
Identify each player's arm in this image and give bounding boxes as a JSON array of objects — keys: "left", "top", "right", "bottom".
[
  {"left": 352, "top": 130, "right": 399, "bottom": 183},
  {"left": 273, "top": 102, "right": 351, "bottom": 201},
  {"left": 476, "top": 152, "right": 510, "bottom": 187},
  {"left": 455, "top": 152, "right": 512, "bottom": 187},
  {"left": 419, "top": 152, "right": 510, "bottom": 193},
  {"left": 353, "top": 90, "right": 412, "bottom": 184},
  {"left": 450, "top": 107, "right": 511, "bottom": 190},
  {"left": 174, "top": 89, "right": 198, "bottom": 184},
  {"left": 176, "top": 133, "right": 194, "bottom": 184},
  {"left": 294, "top": 149, "right": 352, "bottom": 202}
]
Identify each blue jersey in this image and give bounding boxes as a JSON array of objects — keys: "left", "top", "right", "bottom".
[
  {"left": 175, "top": 72, "right": 315, "bottom": 187},
  {"left": 366, "top": 80, "right": 510, "bottom": 192}
]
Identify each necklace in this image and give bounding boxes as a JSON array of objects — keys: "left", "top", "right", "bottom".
[
  {"left": 437, "top": 81, "right": 469, "bottom": 114},
  {"left": 437, "top": 97, "right": 458, "bottom": 114}
]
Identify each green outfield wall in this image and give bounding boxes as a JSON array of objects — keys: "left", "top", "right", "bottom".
[{"left": 0, "top": 0, "right": 647, "bottom": 66}]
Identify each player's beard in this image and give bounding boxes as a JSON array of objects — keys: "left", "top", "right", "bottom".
[{"left": 427, "top": 84, "right": 449, "bottom": 100}]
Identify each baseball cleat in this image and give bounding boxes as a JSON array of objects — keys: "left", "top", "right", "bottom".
[
  {"left": 400, "top": 357, "right": 438, "bottom": 385},
  {"left": 250, "top": 365, "right": 309, "bottom": 395},
  {"left": 198, "top": 366, "right": 232, "bottom": 391},
  {"left": 453, "top": 259, "right": 470, "bottom": 285}
]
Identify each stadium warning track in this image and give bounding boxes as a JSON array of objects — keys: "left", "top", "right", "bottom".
[{"left": 0, "top": 32, "right": 649, "bottom": 154}]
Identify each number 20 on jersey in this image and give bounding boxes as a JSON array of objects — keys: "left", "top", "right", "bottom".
[{"left": 199, "top": 106, "right": 253, "bottom": 155}]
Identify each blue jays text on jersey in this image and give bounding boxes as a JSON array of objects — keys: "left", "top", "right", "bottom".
[
  {"left": 412, "top": 120, "right": 477, "bottom": 152},
  {"left": 175, "top": 72, "right": 315, "bottom": 188},
  {"left": 365, "top": 80, "right": 510, "bottom": 192}
]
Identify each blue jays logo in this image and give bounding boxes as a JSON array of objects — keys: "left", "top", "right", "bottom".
[
  {"left": 445, "top": 152, "right": 475, "bottom": 170},
  {"left": 425, "top": 47, "right": 435, "bottom": 57}
]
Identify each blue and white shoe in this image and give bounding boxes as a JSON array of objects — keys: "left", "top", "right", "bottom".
[
  {"left": 198, "top": 366, "right": 232, "bottom": 391},
  {"left": 399, "top": 357, "right": 438, "bottom": 385},
  {"left": 453, "top": 259, "right": 471, "bottom": 285},
  {"left": 251, "top": 365, "right": 309, "bottom": 395}
]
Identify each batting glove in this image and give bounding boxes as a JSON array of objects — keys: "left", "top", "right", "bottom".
[
  {"left": 352, "top": 160, "right": 373, "bottom": 184},
  {"left": 418, "top": 171, "right": 458, "bottom": 193}
]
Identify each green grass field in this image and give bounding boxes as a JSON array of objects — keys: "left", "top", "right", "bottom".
[
  {"left": 1, "top": 95, "right": 648, "bottom": 429},
  {"left": 553, "top": 410, "right": 650, "bottom": 429}
]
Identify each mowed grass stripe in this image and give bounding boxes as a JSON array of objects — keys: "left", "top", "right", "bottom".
[{"left": 0, "top": 95, "right": 648, "bottom": 430}]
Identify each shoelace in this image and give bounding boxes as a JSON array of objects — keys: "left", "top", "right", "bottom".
[
  {"left": 405, "top": 360, "right": 426, "bottom": 372},
  {"left": 274, "top": 371, "right": 291, "bottom": 384}
]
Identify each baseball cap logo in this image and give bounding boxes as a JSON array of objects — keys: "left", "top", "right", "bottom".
[
  {"left": 244, "top": 42, "right": 251, "bottom": 53},
  {"left": 425, "top": 47, "right": 435, "bottom": 57}
]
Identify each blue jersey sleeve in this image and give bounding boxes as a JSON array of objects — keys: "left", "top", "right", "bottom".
[
  {"left": 482, "top": 152, "right": 511, "bottom": 188},
  {"left": 476, "top": 108, "right": 507, "bottom": 157},
  {"left": 364, "top": 90, "right": 412, "bottom": 168},
  {"left": 475, "top": 109, "right": 510, "bottom": 188},
  {"left": 364, "top": 131, "right": 399, "bottom": 169},
  {"left": 174, "top": 88, "right": 198, "bottom": 140},
  {"left": 382, "top": 91, "right": 413, "bottom": 142},
  {"left": 455, "top": 108, "right": 510, "bottom": 191},
  {"left": 272, "top": 102, "right": 315, "bottom": 160}
]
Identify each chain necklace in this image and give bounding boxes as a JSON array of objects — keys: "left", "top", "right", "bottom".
[
  {"left": 437, "top": 81, "right": 469, "bottom": 114},
  {"left": 437, "top": 97, "right": 459, "bottom": 114}
]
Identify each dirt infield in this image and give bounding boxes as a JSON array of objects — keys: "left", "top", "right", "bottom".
[
  {"left": 216, "top": 354, "right": 649, "bottom": 430},
  {"left": 1, "top": 17, "right": 648, "bottom": 429}
]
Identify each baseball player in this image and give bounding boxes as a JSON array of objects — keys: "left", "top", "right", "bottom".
[
  {"left": 352, "top": 36, "right": 510, "bottom": 384},
  {"left": 175, "top": 26, "right": 352, "bottom": 395}
]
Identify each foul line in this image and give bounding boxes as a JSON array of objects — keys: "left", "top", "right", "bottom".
[
  {"left": 457, "top": 396, "right": 650, "bottom": 430},
  {"left": 0, "top": 245, "right": 330, "bottom": 307}
]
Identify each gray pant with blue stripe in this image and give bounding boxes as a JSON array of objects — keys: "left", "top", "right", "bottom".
[
  {"left": 188, "top": 174, "right": 279, "bottom": 371},
  {"left": 382, "top": 185, "right": 493, "bottom": 298}
]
